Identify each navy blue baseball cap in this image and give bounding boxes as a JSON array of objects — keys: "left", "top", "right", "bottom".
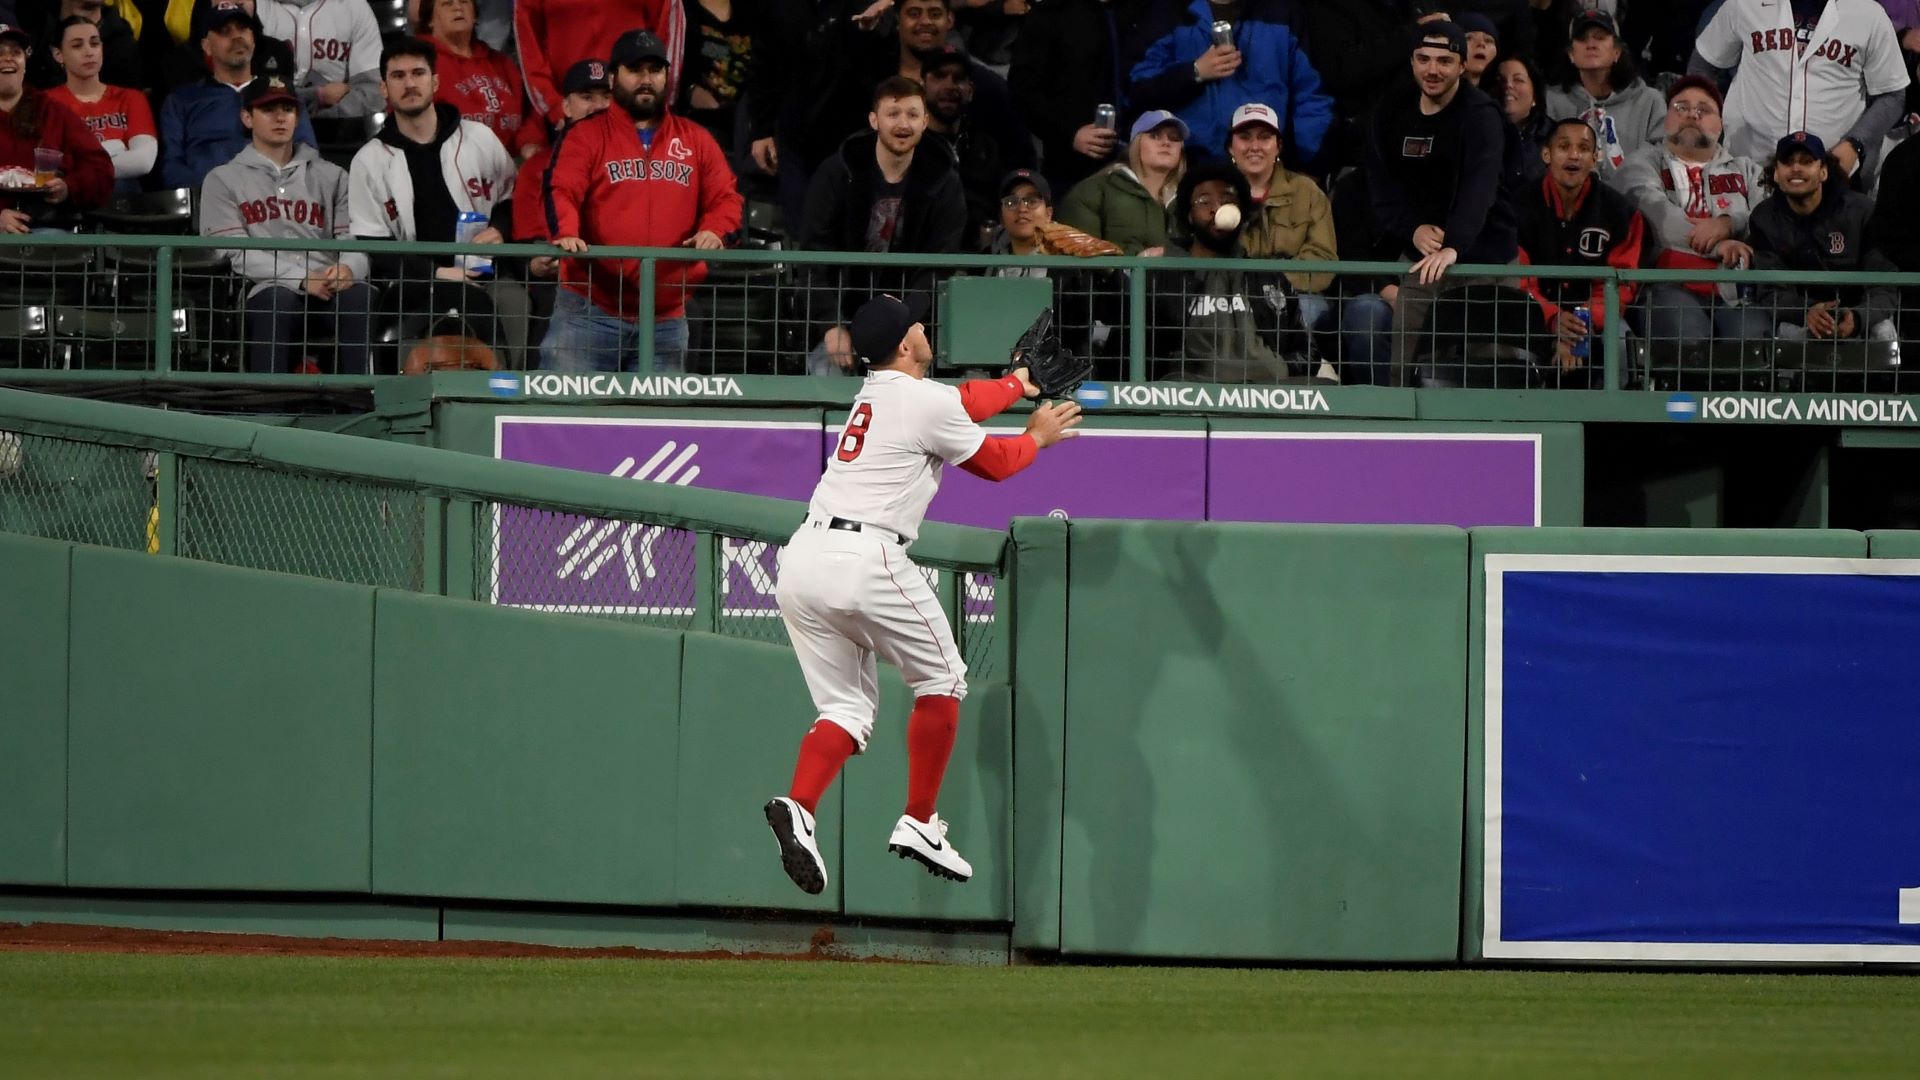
[
  {"left": 850, "top": 295, "right": 915, "bottom": 366},
  {"left": 562, "top": 58, "right": 610, "bottom": 94},
  {"left": 1413, "top": 21, "right": 1467, "bottom": 58},
  {"left": 1776, "top": 130, "right": 1827, "bottom": 161},
  {"left": 1457, "top": 12, "right": 1499, "bottom": 43}
]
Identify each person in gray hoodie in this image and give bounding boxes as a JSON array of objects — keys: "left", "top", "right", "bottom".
[
  {"left": 1543, "top": 10, "right": 1663, "bottom": 186},
  {"left": 1615, "top": 75, "right": 1771, "bottom": 360},
  {"left": 201, "top": 72, "right": 372, "bottom": 373}
]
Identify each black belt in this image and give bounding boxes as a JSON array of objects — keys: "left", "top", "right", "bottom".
[{"left": 826, "top": 516, "right": 899, "bottom": 543}]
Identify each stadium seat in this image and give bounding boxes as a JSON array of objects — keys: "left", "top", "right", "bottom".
[
  {"left": 0, "top": 305, "right": 50, "bottom": 366},
  {"left": 86, "top": 188, "right": 194, "bottom": 235},
  {"left": 51, "top": 306, "right": 187, "bottom": 370}
]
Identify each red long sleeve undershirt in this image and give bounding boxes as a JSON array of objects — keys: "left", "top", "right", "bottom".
[
  {"left": 959, "top": 433, "right": 1038, "bottom": 481},
  {"left": 957, "top": 375, "right": 1026, "bottom": 421},
  {"left": 955, "top": 375, "right": 1038, "bottom": 482}
]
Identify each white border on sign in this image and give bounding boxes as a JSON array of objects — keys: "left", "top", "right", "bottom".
[
  {"left": 1482, "top": 552, "right": 1920, "bottom": 963},
  {"left": 1211, "top": 430, "right": 1545, "bottom": 526}
]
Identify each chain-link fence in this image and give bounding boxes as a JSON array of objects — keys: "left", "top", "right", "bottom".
[
  {"left": 0, "top": 427, "right": 152, "bottom": 549},
  {"left": 175, "top": 458, "right": 427, "bottom": 589},
  {"left": 1, "top": 405, "right": 1011, "bottom": 686},
  {"left": 959, "top": 569, "right": 1000, "bottom": 681},
  {"left": 10, "top": 234, "right": 1920, "bottom": 395}
]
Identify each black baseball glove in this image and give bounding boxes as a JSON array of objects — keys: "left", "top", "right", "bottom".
[{"left": 1006, "top": 307, "right": 1094, "bottom": 398}]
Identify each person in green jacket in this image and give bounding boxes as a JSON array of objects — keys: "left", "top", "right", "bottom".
[{"left": 1056, "top": 108, "right": 1186, "bottom": 256}]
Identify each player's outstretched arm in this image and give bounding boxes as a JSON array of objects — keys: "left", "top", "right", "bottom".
[
  {"left": 957, "top": 371, "right": 1036, "bottom": 421},
  {"left": 957, "top": 401, "right": 1082, "bottom": 482}
]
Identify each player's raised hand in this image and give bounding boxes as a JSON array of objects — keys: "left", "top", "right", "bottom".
[{"left": 1026, "top": 399, "right": 1082, "bottom": 449}]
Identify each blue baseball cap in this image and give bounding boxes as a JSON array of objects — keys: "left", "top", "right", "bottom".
[
  {"left": 1776, "top": 130, "right": 1827, "bottom": 161},
  {"left": 1129, "top": 109, "right": 1189, "bottom": 141}
]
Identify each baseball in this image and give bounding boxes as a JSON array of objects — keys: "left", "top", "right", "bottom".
[
  {"left": 1213, "top": 204, "right": 1241, "bottom": 230},
  {"left": 0, "top": 431, "right": 21, "bottom": 479}
]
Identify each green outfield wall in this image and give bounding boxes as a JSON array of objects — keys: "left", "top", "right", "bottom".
[{"left": 6, "top": 390, "right": 1920, "bottom": 965}]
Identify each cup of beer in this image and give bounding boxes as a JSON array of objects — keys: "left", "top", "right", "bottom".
[{"left": 32, "top": 147, "right": 60, "bottom": 187}]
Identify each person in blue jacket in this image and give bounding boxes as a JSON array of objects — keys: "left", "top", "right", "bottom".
[
  {"left": 156, "top": 3, "right": 316, "bottom": 190},
  {"left": 1127, "top": 0, "right": 1335, "bottom": 168}
]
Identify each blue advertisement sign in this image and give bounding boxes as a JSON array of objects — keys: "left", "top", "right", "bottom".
[{"left": 1483, "top": 555, "right": 1920, "bottom": 962}]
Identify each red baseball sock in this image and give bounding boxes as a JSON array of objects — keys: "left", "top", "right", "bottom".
[
  {"left": 788, "top": 720, "right": 857, "bottom": 816},
  {"left": 904, "top": 694, "right": 961, "bottom": 821}
]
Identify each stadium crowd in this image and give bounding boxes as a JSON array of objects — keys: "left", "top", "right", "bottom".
[{"left": 3, "top": 0, "right": 1920, "bottom": 383}]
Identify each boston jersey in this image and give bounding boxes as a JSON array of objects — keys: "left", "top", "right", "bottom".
[
  {"left": 1697, "top": 0, "right": 1909, "bottom": 163},
  {"left": 808, "top": 371, "right": 986, "bottom": 542}
]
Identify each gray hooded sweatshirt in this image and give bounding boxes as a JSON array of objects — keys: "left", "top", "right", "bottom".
[
  {"left": 1545, "top": 78, "right": 1667, "bottom": 185},
  {"left": 201, "top": 143, "right": 367, "bottom": 297}
]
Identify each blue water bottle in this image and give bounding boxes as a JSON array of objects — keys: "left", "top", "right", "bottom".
[
  {"left": 456, "top": 211, "right": 494, "bottom": 278},
  {"left": 1570, "top": 305, "right": 1593, "bottom": 360}
]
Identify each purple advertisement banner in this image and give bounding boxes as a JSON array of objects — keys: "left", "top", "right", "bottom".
[
  {"left": 491, "top": 418, "right": 1541, "bottom": 615},
  {"left": 1208, "top": 432, "right": 1540, "bottom": 527},
  {"left": 493, "top": 417, "right": 822, "bottom": 614},
  {"left": 929, "top": 430, "right": 1208, "bottom": 529}
]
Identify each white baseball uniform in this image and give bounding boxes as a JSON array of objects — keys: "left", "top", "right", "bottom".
[
  {"left": 1696, "top": 0, "right": 1910, "bottom": 163},
  {"left": 775, "top": 370, "right": 991, "bottom": 751}
]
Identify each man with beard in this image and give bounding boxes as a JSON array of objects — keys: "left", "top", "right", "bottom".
[
  {"left": 1514, "top": 117, "right": 1647, "bottom": 386},
  {"left": 798, "top": 75, "right": 966, "bottom": 374},
  {"left": 1615, "top": 75, "right": 1771, "bottom": 364},
  {"left": 542, "top": 29, "right": 743, "bottom": 372},
  {"left": 921, "top": 43, "right": 1032, "bottom": 251},
  {"left": 1365, "top": 21, "right": 1520, "bottom": 383},
  {"left": 158, "top": 3, "right": 316, "bottom": 189},
  {"left": 1148, "top": 159, "right": 1307, "bottom": 382},
  {"left": 349, "top": 37, "right": 527, "bottom": 367},
  {"left": 1749, "top": 131, "right": 1899, "bottom": 342}
]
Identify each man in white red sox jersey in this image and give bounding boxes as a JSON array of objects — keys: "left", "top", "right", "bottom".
[
  {"left": 765, "top": 295, "right": 1082, "bottom": 893},
  {"left": 1691, "top": 0, "right": 1910, "bottom": 181}
]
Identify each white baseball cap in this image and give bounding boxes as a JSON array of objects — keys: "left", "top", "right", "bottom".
[{"left": 1229, "top": 103, "right": 1281, "bottom": 133}]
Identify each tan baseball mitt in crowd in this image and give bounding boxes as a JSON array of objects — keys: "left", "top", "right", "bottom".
[{"left": 1035, "top": 222, "right": 1123, "bottom": 257}]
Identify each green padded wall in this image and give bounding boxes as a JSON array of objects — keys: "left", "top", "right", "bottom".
[
  {"left": 0, "top": 533, "right": 72, "bottom": 885},
  {"left": 676, "top": 633, "right": 840, "bottom": 912},
  {"left": 1060, "top": 522, "right": 1469, "bottom": 961},
  {"left": 839, "top": 676, "right": 1012, "bottom": 921},
  {"left": 370, "top": 591, "right": 683, "bottom": 904},
  {"left": 65, "top": 548, "right": 375, "bottom": 891},
  {"left": 1009, "top": 516, "right": 1069, "bottom": 950},
  {"left": 1462, "top": 527, "right": 1872, "bottom": 960},
  {"left": 1866, "top": 530, "right": 1920, "bottom": 558}
]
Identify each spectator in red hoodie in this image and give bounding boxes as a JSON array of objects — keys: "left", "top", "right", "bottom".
[
  {"left": 422, "top": 0, "right": 542, "bottom": 161},
  {"left": 0, "top": 23, "right": 111, "bottom": 233},
  {"left": 541, "top": 29, "right": 741, "bottom": 372},
  {"left": 512, "top": 58, "right": 611, "bottom": 275},
  {"left": 517, "top": 0, "right": 685, "bottom": 126}
]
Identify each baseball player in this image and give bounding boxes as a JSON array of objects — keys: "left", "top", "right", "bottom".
[
  {"left": 1691, "top": 0, "right": 1910, "bottom": 180},
  {"left": 765, "top": 295, "right": 1082, "bottom": 894}
]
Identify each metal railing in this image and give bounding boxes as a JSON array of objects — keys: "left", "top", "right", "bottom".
[
  {"left": 0, "top": 388, "right": 1008, "bottom": 666},
  {"left": 1, "top": 234, "right": 1916, "bottom": 394}
]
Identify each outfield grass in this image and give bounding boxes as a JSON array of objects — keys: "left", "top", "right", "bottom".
[{"left": 4, "top": 952, "right": 1918, "bottom": 1078}]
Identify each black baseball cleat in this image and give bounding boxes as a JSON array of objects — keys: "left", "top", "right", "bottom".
[
  {"left": 887, "top": 813, "right": 972, "bottom": 882},
  {"left": 765, "top": 797, "right": 827, "bottom": 895}
]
